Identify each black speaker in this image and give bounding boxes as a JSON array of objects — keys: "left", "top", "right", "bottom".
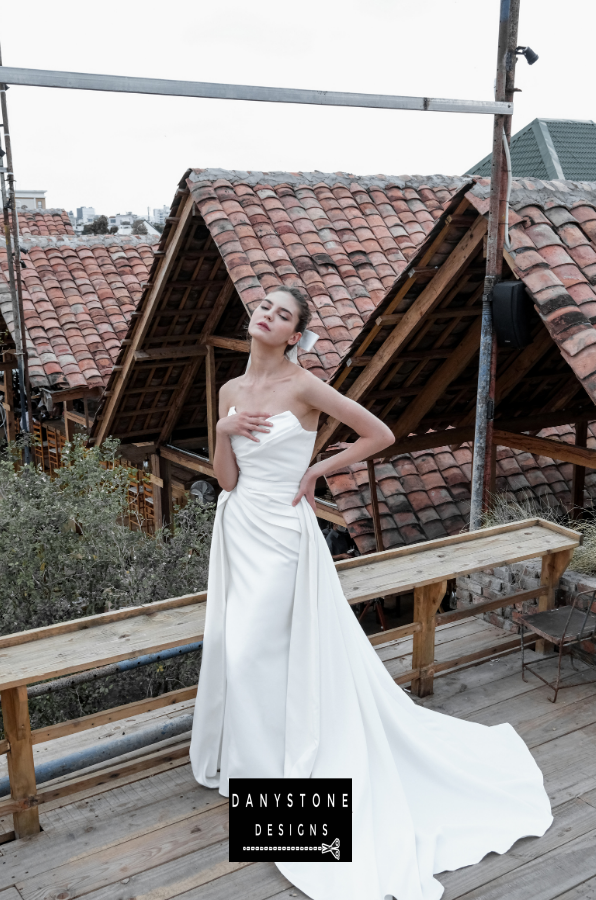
[{"left": 492, "top": 280, "right": 533, "bottom": 349}]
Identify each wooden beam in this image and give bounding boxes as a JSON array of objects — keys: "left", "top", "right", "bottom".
[
  {"left": 375, "top": 308, "right": 481, "bottom": 326},
  {"left": 411, "top": 580, "right": 447, "bottom": 697},
  {"left": 390, "top": 318, "right": 482, "bottom": 441},
  {"left": 206, "top": 344, "right": 217, "bottom": 462},
  {"left": 205, "top": 335, "right": 250, "bottom": 353},
  {"left": 493, "top": 429, "right": 596, "bottom": 468},
  {"left": 160, "top": 445, "right": 214, "bottom": 477},
  {"left": 160, "top": 455, "right": 173, "bottom": 528},
  {"left": 134, "top": 345, "right": 208, "bottom": 361},
  {"left": 47, "top": 386, "right": 103, "bottom": 403},
  {"left": 149, "top": 452, "right": 163, "bottom": 528},
  {"left": 536, "top": 548, "right": 574, "bottom": 654},
  {"left": 314, "top": 214, "right": 488, "bottom": 454},
  {"left": 93, "top": 192, "right": 195, "bottom": 444},
  {"left": 367, "top": 459, "right": 383, "bottom": 551},
  {"left": 156, "top": 278, "right": 236, "bottom": 444},
  {"left": 571, "top": 420, "right": 588, "bottom": 520},
  {"left": 1, "top": 686, "right": 40, "bottom": 837}
]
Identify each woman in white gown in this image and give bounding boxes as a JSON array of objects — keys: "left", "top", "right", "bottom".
[{"left": 189, "top": 285, "right": 553, "bottom": 900}]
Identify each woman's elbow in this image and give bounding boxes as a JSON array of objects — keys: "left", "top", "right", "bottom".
[{"left": 378, "top": 423, "right": 394, "bottom": 449}]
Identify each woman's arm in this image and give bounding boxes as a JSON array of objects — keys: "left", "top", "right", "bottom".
[
  {"left": 213, "top": 382, "right": 273, "bottom": 491},
  {"left": 292, "top": 373, "right": 394, "bottom": 511}
]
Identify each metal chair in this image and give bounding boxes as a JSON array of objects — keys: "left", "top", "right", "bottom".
[{"left": 514, "top": 589, "right": 596, "bottom": 702}]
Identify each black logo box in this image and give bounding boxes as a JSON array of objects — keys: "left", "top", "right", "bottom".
[{"left": 229, "top": 777, "right": 352, "bottom": 862}]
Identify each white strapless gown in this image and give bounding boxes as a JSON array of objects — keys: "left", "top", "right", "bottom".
[{"left": 189, "top": 407, "right": 553, "bottom": 900}]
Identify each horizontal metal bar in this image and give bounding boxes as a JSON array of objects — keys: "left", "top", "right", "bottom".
[
  {"left": 0, "top": 715, "right": 193, "bottom": 798},
  {"left": 0, "top": 67, "right": 513, "bottom": 116},
  {"left": 27, "top": 640, "right": 203, "bottom": 698}
]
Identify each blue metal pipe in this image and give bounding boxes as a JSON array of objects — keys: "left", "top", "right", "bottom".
[
  {"left": 0, "top": 713, "right": 194, "bottom": 798},
  {"left": 27, "top": 640, "right": 203, "bottom": 698}
]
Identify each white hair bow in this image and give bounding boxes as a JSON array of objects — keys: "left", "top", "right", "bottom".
[{"left": 245, "top": 328, "right": 319, "bottom": 372}]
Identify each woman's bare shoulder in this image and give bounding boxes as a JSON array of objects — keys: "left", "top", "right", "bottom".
[
  {"left": 293, "top": 365, "right": 336, "bottom": 405},
  {"left": 218, "top": 375, "right": 244, "bottom": 413}
]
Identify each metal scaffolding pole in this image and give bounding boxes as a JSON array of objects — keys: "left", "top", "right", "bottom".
[
  {"left": 469, "top": 0, "right": 520, "bottom": 531},
  {"left": 0, "top": 45, "right": 32, "bottom": 457}
]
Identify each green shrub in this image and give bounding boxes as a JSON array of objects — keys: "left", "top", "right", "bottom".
[{"left": 0, "top": 434, "right": 215, "bottom": 730}]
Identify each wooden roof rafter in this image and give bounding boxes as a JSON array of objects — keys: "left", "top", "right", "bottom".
[
  {"left": 313, "top": 205, "right": 488, "bottom": 454},
  {"left": 90, "top": 189, "right": 196, "bottom": 445}
]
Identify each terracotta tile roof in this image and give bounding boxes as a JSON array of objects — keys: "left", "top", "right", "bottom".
[
  {"left": 0, "top": 233, "right": 157, "bottom": 390},
  {"left": 15, "top": 208, "right": 75, "bottom": 236},
  {"left": 326, "top": 424, "right": 596, "bottom": 554},
  {"left": 467, "top": 178, "right": 596, "bottom": 404},
  {"left": 186, "top": 169, "right": 469, "bottom": 379}
]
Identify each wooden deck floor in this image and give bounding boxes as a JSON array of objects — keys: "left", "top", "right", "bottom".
[{"left": 2, "top": 616, "right": 596, "bottom": 900}]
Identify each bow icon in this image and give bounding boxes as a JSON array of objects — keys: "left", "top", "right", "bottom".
[{"left": 321, "top": 838, "right": 340, "bottom": 860}]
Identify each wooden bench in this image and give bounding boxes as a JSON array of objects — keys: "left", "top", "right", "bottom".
[{"left": 0, "top": 517, "right": 580, "bottom": 839}]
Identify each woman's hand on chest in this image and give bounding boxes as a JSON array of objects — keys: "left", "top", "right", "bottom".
[{"left": 216, "top": 410, "right": 274, "bottom": 443}]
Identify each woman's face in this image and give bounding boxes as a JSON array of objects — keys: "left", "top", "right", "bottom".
[{"left": 248, "top": 291, "right": 301, "bottom": 349}]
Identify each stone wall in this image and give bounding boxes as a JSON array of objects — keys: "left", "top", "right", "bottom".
[{"left": 456, "top": 561, "right": 596, "bottom": 659}]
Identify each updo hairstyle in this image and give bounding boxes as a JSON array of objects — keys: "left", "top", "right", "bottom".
[{"left": 264, "top": 285, "right": 312, "bottom": 356}]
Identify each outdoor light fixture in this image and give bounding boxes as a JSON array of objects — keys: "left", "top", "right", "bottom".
[{"left": 516, "top": 45, "right": 539, "bottom": 65}]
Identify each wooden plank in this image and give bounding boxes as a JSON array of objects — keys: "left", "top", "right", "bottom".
[
  {"left": 337, "top": 522, "right": 579, "bottom": 604},
  {"left": 206, "top": 343, "right": 217, "bottom": 463},
  {"left": 571, "top": 420, "right": 588, "bottom": 519},
  {"left": 313, "top": 214, "right": 488, "bottom": 454},
  {"left": 75, "top": 845, "right": 259, "bottom": 900},
  {"left": 80, "top": 852, "right": 255, "bottom": 900},
  {"left": 313, "top": 499, "right": 345, "bottom": 526},
  {"left": 536, "top": 548, "right": 574, "bottom": 654},
  {"left": 493, "top": 429, "right": 596, "bottom": 469},
  {"left": 0, "top": 742, "right": 192, "bottom": 817},
  {"left": 418, "top": 650, "right": 584, "bottom": 717},
  {"left": 205, "top": 335, "right": 250, "bottom": 353},
  {"left": 435, "top": 586, "right": 544, "bottom": 625},
  {"left": 0, "top": 603, "right": 207, "bottom": 691},
  {"left": 390, "top": 318, "right": 482, "bottom": 441},
  {"left": 367, "top": 459, "right": 383, "bottom": 551},
  {"left": 159, "top": 444, "right": 214, "bottom": 476},
  {"left": 411, "top": 581, "right": 447, "bottom": 695},
  {"left": 534, "top": 723, "right": 596, "bottom": 807},
  {"left": 93, "top": 192, "right": 195, "bottom": 444},
  {"left": 0, "top": 774, "right": 225, "bottom": 889},
  {"left": 438, "top": 796, "right": 596, "bottom": 900},
  {"left": 335, "top": 518, "right": 579, "bottom": 576},
  {"left": 0, "top": 591, "right": 206, "bottom": 651},
  {"left": 369, "top": 621, "right": 421, "bottom": 647},
  {"left": 30, "top": 686, "right": 197, "bottom": 746},
  {"left": 134, "top": 345, "right": 208, "bottom": 361},
  {"left": 446, "top": 825, "right": 596, "bottom": 900},
  {"left": 1, "top": 686, "right": 39, "bottom": 837},
  {"left": 150, "top": 452, "right": 163, "bottom": 528},
  {"left": 16, "top": 801, "right": 230, "bottom": 900}
]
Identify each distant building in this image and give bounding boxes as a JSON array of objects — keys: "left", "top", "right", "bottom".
[
  {"left": 15, "top": 189, "right": 46, "bottom": 210},
  {"left": 151, "top": 206, "right": 170, "bottom": 225},
  {"left": 76, "top": 206, "right": 96, "bottom": 225},
  {"left": 108, "top": 212, "right": 139, "bottom": 229},
  {"left": 467, "top": 118, "right": 596, "bottom": 181}
]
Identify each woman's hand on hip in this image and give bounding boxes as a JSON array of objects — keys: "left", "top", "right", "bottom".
[
  {"left": 216, "top": 411, "right": 273, "bottom": 443},
  {"left": 292, "top": 466, "right": 319, "bottom": 513}
]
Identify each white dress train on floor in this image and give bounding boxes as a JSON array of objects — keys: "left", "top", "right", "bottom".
[{"left": 189, "top": 407, "right": 553, "bottom": 900}]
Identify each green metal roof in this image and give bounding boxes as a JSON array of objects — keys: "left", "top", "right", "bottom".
[{"left": 466, "top": 119, "right": 596, "bottom": 181}]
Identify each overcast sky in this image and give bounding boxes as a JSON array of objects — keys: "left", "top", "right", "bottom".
[{"left": 2, "top": 0, "right": 594, "bottom": 217}]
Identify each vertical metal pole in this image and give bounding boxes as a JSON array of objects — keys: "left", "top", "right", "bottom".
[
  {"left": 470, "top": 0, "right": 520, "bottom": 530},
  {"left": 0, "top": 43, "right": 33, "bottom": 459}
]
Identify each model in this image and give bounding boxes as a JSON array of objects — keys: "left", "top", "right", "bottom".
[{"left": 189, "top": 285, "right": 553, "bottom": 900}]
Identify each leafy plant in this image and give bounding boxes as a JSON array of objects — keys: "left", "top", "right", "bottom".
[{"left": 0, "top": 434, "right": 215, "bottom": 729}]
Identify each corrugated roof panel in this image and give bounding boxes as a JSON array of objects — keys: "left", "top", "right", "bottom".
[{"left": 548, "top": 120, "right": 596, "bottom": 181}]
